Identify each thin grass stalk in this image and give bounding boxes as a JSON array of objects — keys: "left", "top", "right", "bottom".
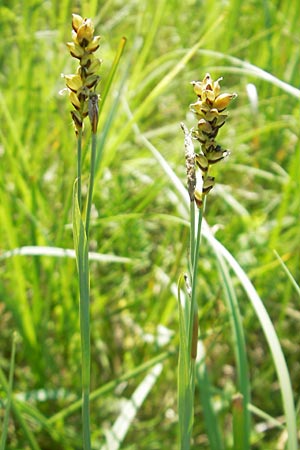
[
  {"left": 94, "top": 37, "right": 127, "bottom": 175},
  {"left": 75, "top": 127, "right": 91, "bottom": 450},
  {"left": 0, "top": 366, "right": 40, "bottom": 450},
  {"left": 177, "top": 281, "right": 192, "bottom": 450},
  {"left": 274, "top": 250, "right": 300, "bottom": 297},
  {"left": 232, "top": 393, "right": 245, "bottom": 450},
  {"left": 188, "top": 204, "right": 204, "bottom": 446},
  {"left": 77, "top": 130, "right": 82, "bottom": 211},
  {"left": 72, "top": 182, "right": 91, "bottom": 450},
  {"left": 0, "top": 333, "right": 17, "bottom": 450},
  {"left": 189, "top": 201, "right": 195, "bottom": 271},
  {"left": 85, "top": 132, "right": 97, "bottom": 235},
  {"left": 47, "top": 351, "right": 172, "bottom": 425},
  {"left": 205, "top": 227, "right": 298, "bottom": 450},
  {"left": 79, "top": 132, "right": 98, "bottom": 450},
  {"left": 215, "top": 252, "right": 251, "bottom": 449},
  {"left": 97, "top": 37, "right": 127, "bottom": 118},
  {"left": 178, "top": 201, "right": 205, "bottom": 450},
  {"left": 105, "top": 15, "right": 225, "bottom": 163},
  {"left": 188, "top": 205, "right": 204, "bottom": 360},
  {"left": 79, "top": 239, "right": 91, "bottom": 450},
  {"left": 196, "top": 349, "right": 224, "bottom": 450}
]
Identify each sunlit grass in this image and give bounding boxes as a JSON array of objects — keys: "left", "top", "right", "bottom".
[{"left": 0, "top": 0, "right": 299, "bottom": 448}]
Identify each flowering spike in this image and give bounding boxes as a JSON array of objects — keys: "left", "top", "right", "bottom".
[
  {"left": 182, "top": 74, "right": 237, "bottom": 208},
  {"left": 63, "top": 15, "right": 101, "bottom": 136}
]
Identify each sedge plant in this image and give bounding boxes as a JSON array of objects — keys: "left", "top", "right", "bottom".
[
  {"left": 62, "top": 14, "right": 101, "bottom": 450},
  {"left": 178, "top": 74, "right": 237, "bottom": 449}
]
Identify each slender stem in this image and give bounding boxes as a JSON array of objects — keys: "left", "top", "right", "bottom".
[
  {"left": 78, "top": 217, "right": 91, "bottom": 450},
  {"left": 189, "top": 201, "right": 195, "bottom": 271},
  {"left": 80, "top": 131, "right": 97, "bottom": 450},
  {"left": 82, "top": 387, "right": 91, "bottom": 450},
  {"left": 180, "top": 200, "right": 206, "bottom": 450},
  {"left": 188, "top": 205, "right": 204, "bottom": 358},
  {"left": 85, "top": 133, "right": 97, "bottom": 237},
  {"left": 77, "top": 130, "right": 82, "bottom": 212},
  {"left": 0, "top": 333, "right": 17, "bottom": 450},
  {"left": 75, "top": 128, "right": 94, "bottom": 450}
]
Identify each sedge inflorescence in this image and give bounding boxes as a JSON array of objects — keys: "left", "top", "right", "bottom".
[
  {"left": 188, "top": 73, "right": 237, "bottom": 207},
  {"left": 63, "top": 14, "right": 101, "bottom": 135}
]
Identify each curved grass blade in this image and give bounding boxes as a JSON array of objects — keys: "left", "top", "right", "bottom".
[
  {"left": 0, "top": 333, "right": 17, "bottom": 450},
  {"left": 95, "top": 38, "right": 128, "bottom": 173},
  {"left": 273, "top": 250, "right": 300, "bottom": 298},
  {"left": 0, "top": 358, "right": 41, "bottom": 450},
  {"left": 196, "top": 341, "right": 224, "bottom": 450},
  {"left": 214, "top": 252, "right": 251, "bottom": 450},
  {"left": 0, "top": 245, "right": 132, "bottom": 264},
  {"left": 196, "top": 49, "right": 300, "bottom": 99},
  {"left": 203, "top": 224, "right": 298, "bottom": 450},
  {"left": 98, "top": 36, "right": 127, "bottom": 117},
  {"left": 101, "top": 363, "right": 163, "bottom": 450},
  {"left": 106, "top": 14, "right": 225, "bottom": 163},
  {"left": 47, "top": 351, "right": 171, "bottom": 425},
  {"left": 129, "top": 123, "right": 297, "bottom": 450}
]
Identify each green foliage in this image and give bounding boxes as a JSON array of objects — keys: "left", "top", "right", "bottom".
[{"left": 0, "top": 0, "right": 299, "bottom": 449}]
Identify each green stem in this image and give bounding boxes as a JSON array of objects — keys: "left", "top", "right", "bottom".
[
  {"left": 0, "top": 333, "right": 17, "bottom": 450},
  {"left": 189, "top": 201, "right": 195, "bottom": 271},
  {"left": 74, "top": 126, "right": 91, "bottom": 450},
  {"left": 80, "top": 131, "right": 97, "bottom": 450},
  {"left": 77, "top": 130, "right": 82, "bottom": 212},
  {"left": 79, "top": 240, "right": 91, "bottom": 450},
  {"left": 85, "top": 132, "right": 97, "bottom": 237},
  {"left": 180, "top": 200, "right": 205, "bottom": 450},
  {"left": 188, "top": 205, "right": 204, "bottom": 358}
]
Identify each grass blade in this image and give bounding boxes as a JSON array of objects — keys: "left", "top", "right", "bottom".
[
  {"left": 0, "top": 333, "right": 17, "bottom": 450},
  {"left": 215, "top": 252, "right": 251, "bottom": 449},
  {"left": 134, "top": 127, "right": 297, "bottom": 450},
  {"left": 47, "top": 351, "right": 171, "bottom": 425},
  {"left": 203, "top": 224, "right": 298, "bottom": 450},
  {"left": 0, "top": 245, "right": 132, "bottom": 264},
  {"left": 101, "top": 363, "right": 163, "bottom": 450},
  {"left": 98, "top": 36, "right": 127, "bottom": 117},
  {"left": 0, "top": 362, "right": 41, "bottom": 450},
  {"left": 196, "top": 341, "right": 224, "bottom": 450},
  {"left": 273, "top": 250, "right": 300, "bottom": 298}
]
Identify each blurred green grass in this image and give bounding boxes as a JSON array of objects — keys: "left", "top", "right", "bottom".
[{"left": 0, "top": 0, "right": 299, "bottom": 448}]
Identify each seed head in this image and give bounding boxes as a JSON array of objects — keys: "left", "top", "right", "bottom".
[
  {"left": 63, "top": 14, "right": 101, "bottom": 135},
  {"left": 182, "top": 74, "right": 237, "bottom": 208}
]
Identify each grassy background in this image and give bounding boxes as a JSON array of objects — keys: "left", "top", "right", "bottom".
[{"left": 0, "top": 0, "right": 299, "bottom": 448}]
